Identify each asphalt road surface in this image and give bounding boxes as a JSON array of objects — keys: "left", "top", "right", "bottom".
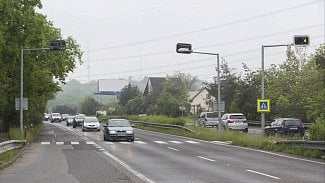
[{"left": 0, "top": 121, "right": 324, "bottom": 183}]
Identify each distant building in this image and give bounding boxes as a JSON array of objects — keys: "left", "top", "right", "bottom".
[
  {"left": 188, "top": 87, "right": 215, "bottom": 115},
  {"left": 143, "top": 77, "right": 166, "bottom": 96}
]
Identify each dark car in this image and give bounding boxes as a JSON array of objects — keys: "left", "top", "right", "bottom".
[
  {"left": 66, "top": 116, "right": 75, "bottom": 126},
  {"left": 73, "top": 114, "right": 86, "bottom": 128},
  {"left": 265, "top": 118, "right": 305, "bottom": 137},
  {"left": 103, "top": 119, "right": 134, "bottom": 142}
]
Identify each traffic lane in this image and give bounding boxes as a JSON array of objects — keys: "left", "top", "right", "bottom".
[
  {"left": 1, "top": 123, "right": 144, "bottom": 183},
  {"left": 134, "top": 129, "right": 325, "bottom": 182},
  {"left": 57, "top": 123, "right": 324, "bottom": 182}
]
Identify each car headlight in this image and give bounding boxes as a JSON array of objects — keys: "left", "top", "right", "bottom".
[
  {"left": 109, "top": 130, "right": 117, "bottom": 134},
  {"left": 126, "top": 130, "right": 133, "bottom": 134}
]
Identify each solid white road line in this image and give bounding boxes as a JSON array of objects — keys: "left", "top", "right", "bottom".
[
  {"left": 197, "top": 156, "right": 215, "bottom": 162},
  {"left": 56, "top": 142, "right": 64, "bottom": 145},
  {"left": 167, "top": 147, "right": 180, "bottom": 152},
  {"left": 41, "top": 142, "right": 50, "bottom": 145},
  {"left": 102, "top": 151, "right": 154, "bottom": 183},
  {"left": 71, "top": 142, "right": 79, "bottom": 145},
  {"left": 246, "top": 169, "right": 281, "bottom": 180}
]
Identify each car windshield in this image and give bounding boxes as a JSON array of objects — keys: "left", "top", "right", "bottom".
[
  {"left": 230, "top": 115, "right": 245, "bottom": 119},
  {"left": 84, "top": 117, "right": 98, "bottom": 123},
  {"left": 108, "top": 120, "right": 130, "bottom": 127},
  {"left": 206, "top": 113, "right": 217, "bottom": 118},
  {"left": 284, "top": 120, "right": 301, "bottom": 126}
]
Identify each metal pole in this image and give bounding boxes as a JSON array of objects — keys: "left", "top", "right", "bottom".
[
  {"left": 217, "top": 54, "right": 222, "bottom": 140},
  {"left": 20, "top": 49, "right": 24, "bottom": 134},
  {"left": 261, "top": 46, "right": 265, "bottom": 135}
]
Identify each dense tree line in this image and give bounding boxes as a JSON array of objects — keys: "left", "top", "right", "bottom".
[{"left": 0, "top": 0, "right": 82, "bottom": 132}]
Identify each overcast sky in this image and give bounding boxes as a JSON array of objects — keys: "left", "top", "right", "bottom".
[{"left": 39, "top": 0, "right": 324, "bottom": 83}]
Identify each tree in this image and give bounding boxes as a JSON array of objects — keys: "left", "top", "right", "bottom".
[
  {"left": 156, "top": 91, "right": 180, "bottom": 117},
  {"left": 0, "top": 0, "right": 82, "bottom": 132},
  {"left": 119, "top": 84, "right": 141, "bottom": 106},
  {"left": 126, "top": 96, "right": 145, "bottom": 115},
  {"left": 80, "top": 97, "right": 102, "bottom": 116}
]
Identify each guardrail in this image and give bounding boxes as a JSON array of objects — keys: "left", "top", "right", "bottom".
[
  {"left": 130, "top": 121, "right": 196, "bottom": 134},
  {"left": 247, "top": 121, "right": 311, "bottom": 129},
  {"left": 0, "top": 140, "right": 26, "bottom": 154},
  {"left": 276, "top": 140, "right": 325, "bottom": 151}
]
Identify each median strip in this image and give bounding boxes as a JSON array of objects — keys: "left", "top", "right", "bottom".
[{"left": 246, "top": 169, "right": 280, "bottom": 180}]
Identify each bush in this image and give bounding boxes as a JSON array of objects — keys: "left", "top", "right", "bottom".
[
  {"left": 128, "top": 115, "right": 186, "bottom": 126},
  {"left": 309, "top": 118, "right": 325, "bottom": 141}
]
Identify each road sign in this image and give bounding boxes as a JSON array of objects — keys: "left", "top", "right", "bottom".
[
  {"left": 15, "top": 98, "right": 28, "bottom": 110},
  {"left": 257, "top": 99, "right": 270, "bottom": 113},
  {"left": 214, "top": 101, "right": 225, "bottom": 112}
]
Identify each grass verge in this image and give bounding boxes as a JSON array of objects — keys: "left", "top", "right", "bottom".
[
  {"left": 134, "top": 124, "right": 325, "bottom": 159},
  {"left": 0, "top": 123, "right": 44, "bottom": 169}
]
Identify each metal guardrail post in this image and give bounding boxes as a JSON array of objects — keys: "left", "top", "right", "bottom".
[{"left": 0, "top": 140, "right": 26, "bottom": 154}]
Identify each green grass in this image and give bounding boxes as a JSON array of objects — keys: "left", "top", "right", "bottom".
[
  {"left": 0, "top": 149, "right": 20, "bottom": 168},
  {"left": 134, "top": 124, "right": 325, "bottom": 159},
  {"left": 9, "top": 123, "right": 44, "bottom": 143}
]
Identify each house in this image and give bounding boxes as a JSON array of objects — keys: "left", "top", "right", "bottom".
[
  {"left": 188, "top": 87, "right": 215, "bottom": 115},
  {"left": 143, "top": 77, "right": 166, "bottom": 96}
]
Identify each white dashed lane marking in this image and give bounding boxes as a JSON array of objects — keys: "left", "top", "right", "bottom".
[
  {"left": 41, "top": 142, "right": 50, "bottom": 145},
  {"left": 153, "top": 141, "right": 168, "bottom": 144},
  {"left": 86, "top": 141, "right": 95, "bottom": 145},
  {"left": 185, "top": 140, "right": 199, "bottom": 144},
  {"left": 56, "top": 142, "right": 64, "bottom": 145},
  {"left": 134, "top": 141, "right": 147, "bottom": 144},
  {"left": 169, "top": 141, "right": 183, "bottom": 144},
  {"left": 71, "top": 142, "right": 79, "bottom": 145}
]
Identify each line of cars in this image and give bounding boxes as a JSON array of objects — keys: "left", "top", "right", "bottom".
[
  {"left": 44, "top": 113, "right": 135, "bottom": 141},
  {"left": 197, "top": 112, "right": 305, "bottom": 137}
]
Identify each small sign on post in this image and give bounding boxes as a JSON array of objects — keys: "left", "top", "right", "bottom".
[
  {"left": 15, "top": 98, "right": 28, "bottom": 110},
  {"left": 257, "top": 99, "right": 270, "bottom": 113},
  {"left": 213, "top": 101, "right": 225, "bottom": 112}
]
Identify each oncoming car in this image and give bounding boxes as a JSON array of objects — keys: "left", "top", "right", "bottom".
[
  {"left": 82, "top": 117, "right": 100, "bottom": 132},
  {"left": 103, "top": 119, "right": 134, "bottom": 142},
  {"left": 66, "top": 116, "right": 75, "bottom": 126},
  {"left": 73, "top": 114, "right": 86, "bottom": 128}
]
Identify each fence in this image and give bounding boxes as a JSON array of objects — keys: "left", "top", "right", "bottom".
[{"left": 0, "top": 140, "right": 26, "bottom": 154}]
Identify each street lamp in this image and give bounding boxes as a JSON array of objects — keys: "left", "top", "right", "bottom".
[
  {"left": 20, "top": 40, "right": 66, "bottom": 134},
  {"left": 176, "top": 43, "right": 223, "bottom": 139}
]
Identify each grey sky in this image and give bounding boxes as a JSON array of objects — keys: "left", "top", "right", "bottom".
[{"left": 39, "top": 0, "right": 324, "bottom": 83}]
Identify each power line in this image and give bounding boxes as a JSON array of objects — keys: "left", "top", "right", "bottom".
[
  {"left": 87, "top": 0, "right": 322, "bottom": 52},
  {"left": 88, "top": 25, "right": 324, "bottom": 62}
]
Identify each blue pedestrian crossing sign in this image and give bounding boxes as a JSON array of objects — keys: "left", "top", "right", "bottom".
[{"left": 257, "top": 99, "right": 270, "bottom": 113}]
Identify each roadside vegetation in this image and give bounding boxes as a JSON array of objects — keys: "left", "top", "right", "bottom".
[{"left": 134, "top": 123, "right": 324, "bottom": 159}]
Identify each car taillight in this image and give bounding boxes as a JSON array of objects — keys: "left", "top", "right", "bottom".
[{"left": 227, "top": 120, "right": 234, "bottom": 123}]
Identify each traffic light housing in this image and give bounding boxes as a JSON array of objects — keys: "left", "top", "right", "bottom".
[
  {"left": 294, "top": 35, "right": 309, "bottom": 46},
  {"left": 50, "top": 40, "right": 66, "bottom": 50}
]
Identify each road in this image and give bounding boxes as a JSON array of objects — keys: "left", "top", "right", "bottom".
[{"left": 0, "top": 121, "right": 324, "bottom": 183}]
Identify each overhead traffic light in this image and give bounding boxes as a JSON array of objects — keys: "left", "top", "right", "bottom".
[
  {"left": 294, "top": 35, "right": 309, "bottom": 46},
  {"left": 50, "top": 40, "right": 66, "bottom": 50}
]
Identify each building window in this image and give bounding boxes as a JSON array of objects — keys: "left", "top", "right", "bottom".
[{"left": 206, "top": 94, "right": 211, "bottom": 99}]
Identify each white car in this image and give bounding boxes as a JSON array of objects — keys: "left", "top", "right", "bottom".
[
  {"left": 82, "top": 117, "right": 100, "bottom": 132},
  {"left": 221, "top": 113, "right": 248, "bottom": 133}
]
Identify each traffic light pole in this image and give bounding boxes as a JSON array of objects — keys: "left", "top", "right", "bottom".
[
  {"left": 20, "top": 48, "right": 50, "bottom": 134},
  {"left": 261, "top": 44, "right": 291, "bottom": 135}
]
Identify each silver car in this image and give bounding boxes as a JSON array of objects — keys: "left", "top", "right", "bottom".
[
  {"left": 82, "top": 117, "right": 100, "bottom": 132},
  {"left": 221, "top": 113, "right": 248, "bottom": 133},
  {"left": 103, "top": 119, "right": 134, "bottom": 141},
  {"left": 197, "top": 112, "right": 218, "bottom": 127}
]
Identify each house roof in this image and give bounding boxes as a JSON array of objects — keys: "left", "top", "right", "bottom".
[
  {"left": 189, "top": 87, "right": 210, "bottom": 101},
  {"left": 143, "top": 77, "right": 166, "bottom": 96}
]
